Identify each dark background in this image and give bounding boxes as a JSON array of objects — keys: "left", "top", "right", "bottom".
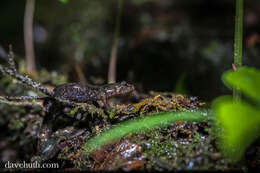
[{"left": 1, "top": 0, "right": 260, "bottom": 101}]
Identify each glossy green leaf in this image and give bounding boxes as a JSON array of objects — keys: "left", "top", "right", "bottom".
[
  {"left": 222, "top": 67, "right": 260, "bottom": 101},
  {"left": 213, "top": 96, "right": 260, "bottom": 161}
]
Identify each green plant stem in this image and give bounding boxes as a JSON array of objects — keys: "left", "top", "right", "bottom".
[
  {"left": 85, "top": 110, "right": 210, "bottom": 154},
  {"left": 233, "top": 0, "right": 244, "bottom": 101}
]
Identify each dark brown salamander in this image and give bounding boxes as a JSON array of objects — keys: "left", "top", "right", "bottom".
[
  {"left": 33, "top": 81, "right": 135, "bottom": 163},
  {"left": 53, "top": 81, "right": 135, "bottom": 106}
]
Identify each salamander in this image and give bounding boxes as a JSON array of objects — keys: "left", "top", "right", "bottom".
[
  {"left": 53, "top": 81, "right": 135, "bottom": 107},
  {"left": 33, "top": 81, "right": 135, "bottom": 163}
]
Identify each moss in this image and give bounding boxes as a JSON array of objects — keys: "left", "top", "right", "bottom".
[
  {"left": 130, "top": 122, "right": 244, "bottom": 171},
  {"left": 85, "top": 111, "right": 209, "bottom": 154},
  {"left": 70, "top": 107, "right": 79, "bottom": 116},
  {"left": 8, "top": 119, "right": 24, "bottom": 129}
]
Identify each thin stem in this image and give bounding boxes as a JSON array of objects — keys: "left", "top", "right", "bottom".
[
  {"left": 75, "top": 63, "right": 87, "bottom": 85},
  {"left": 233, "top": 0, "right": 243, "bottom": 101},
  {"left": 0, "top": 96, "right": 42, "bottom": 107},
  {"left": 0, "top": 65, "right": 53, "bottom": 97},
  {"left": 108, "top": 0, "right": 124, "bottom": 83},
  {"left": 5, "top": 96, "right": 47, "bottom": 100},
  {"left": 8, "top": 45, "right": 16, "bottom": 72},
  {"left": 24, "top": 0, "right": 37, "bottom": 75}
]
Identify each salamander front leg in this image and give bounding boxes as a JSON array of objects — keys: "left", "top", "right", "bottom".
[{"left": 97, "top": 97, "right": 110, "bottom": 110}]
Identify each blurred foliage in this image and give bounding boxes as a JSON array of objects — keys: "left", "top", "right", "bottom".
[
  {"left": 222, "top": 67, "right": 260, "bottom": 101},
  {"left": 1, "top": 0, "right": 260, "bottom": 100},
  {"left": 173, "top": 73, "right": 188, "bottom": 94},
  {"left": 59, "top": 0, "right": 68, "bottom": 4},
  {"left": 131, "top": 0, "right": 154, "bottom": 5},
  {"left": 213, "top": 67, "right": 260, "bottom": 162}
]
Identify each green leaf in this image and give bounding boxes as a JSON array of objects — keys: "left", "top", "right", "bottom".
[
  {"left": 213, "top": 96, "right": 260, "bottom": 161},
  {"left": 222, "top": 67, "right": 260, "bottom": 101}
]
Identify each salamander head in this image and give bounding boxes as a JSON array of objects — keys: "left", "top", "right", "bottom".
[{"left": 103, "top": 81, "right": 135, "bottom": 98}]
